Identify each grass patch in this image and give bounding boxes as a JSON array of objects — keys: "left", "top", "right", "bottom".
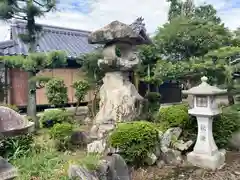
[{"left": 11, "top": 128, "right": 87, "bottom": 180}]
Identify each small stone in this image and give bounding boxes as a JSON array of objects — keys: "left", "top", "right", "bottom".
[
  {"left": 161, "top": 127, "right": 182, "bottom": 147},
  {"left": 194, "top": 169, "right": 204, "bottom": 176},
  {"left": 174, "top": 140, "right": 194, "bottom": 151},
  {"left": 87, "top": 139, "right": 106, "bottom": 154},
  {"left": 83, "top": 117, "right": 92, "bottom": 124},
  {"left": 161, "top": 148, "right": 182, "bottom": 165},
  {"left": 144, "top": 153, "right": 157, "bottom": 166},
  {"left": 234, "top": 171, "right": 240, "bottom": 175},
  {"left": 156, "top": 160, "right": 165, "bottom": 169}
]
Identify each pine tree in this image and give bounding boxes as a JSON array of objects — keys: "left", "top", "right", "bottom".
[{"left": 0, "top": 0, "right": 57, "bottom": 128}]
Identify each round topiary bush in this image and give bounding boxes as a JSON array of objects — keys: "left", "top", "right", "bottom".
[
  {"left": 49, "top": 123, "right": 73, "bottom": 139},
  {"left": 158, "top": 103, "right": 190, "bottom": 129},
  {"left": 108, "top": 121, "right": 159, "bottom": 165},
  {"left": 49, "top": 123, "right": 74, "bottom": 151},
  {"left": 40, "top": 109, "right": 73, "bottom": 128}
]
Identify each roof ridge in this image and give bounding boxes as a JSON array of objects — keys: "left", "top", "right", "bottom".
[{"left": 11, "top": 19, "right": 91, "bottom": 35}]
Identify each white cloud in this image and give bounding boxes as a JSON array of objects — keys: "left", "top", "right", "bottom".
[{"left": 0, "top": 0, "right": 239, "bottom": 42}]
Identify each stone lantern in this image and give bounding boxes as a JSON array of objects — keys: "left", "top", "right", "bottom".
[{"left": 182, "top": 76, "right": 227, "bottom": 170}]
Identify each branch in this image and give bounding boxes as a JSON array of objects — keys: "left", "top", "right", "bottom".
[
  {"left": 33, "top": 0, "right": 45, "bottom": 7},
  {"left": 33, "top": 0, "right": 55, "bottom": 12}
]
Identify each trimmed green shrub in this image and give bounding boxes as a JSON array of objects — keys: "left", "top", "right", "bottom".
[
  {"left": 0, "top": 134, "right": 33, "bottom": 159},
  {"left": 108, "top": 121, "right": 159, "bottom": 165},
  {"left": 49, "top": 123, "right": 73, "bottom": 151},
  {"left": 45, "top": 78, "right": 68, "bottom": 106},
  {"left": 49, "top": 123, "right": 73, "bottom": 139},
  {"left": 157, "top": 103, "right": 190, "bottom": 130},
  {"left": 40, "top": 109, "right": 73, "bottom": 128},
  {"left": 72, "top": 80, "right": 90, "bottom": 103},
  {"left": 213, "top": 109, "right": 240, "bottom": 148}
]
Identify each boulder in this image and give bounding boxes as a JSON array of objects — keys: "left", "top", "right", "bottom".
[
  {"left": 106, "top": 154, "right": 130, "bottom": 180},
  {"left": 0, "top": 157, "right": 18, "bottom": 180},
  {"left": 0, "top": 106, "right": 34, "bottom": 136},
  {"left": 68, "top": 165, "right": 98, "bottom": 180},
  {"left": 70, "top": 131, "right": 91, "bottom": 146}
]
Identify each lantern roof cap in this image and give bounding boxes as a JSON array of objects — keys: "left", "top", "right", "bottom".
[{"left": 182, "top": 76, "right": 227, "bottom": 95}]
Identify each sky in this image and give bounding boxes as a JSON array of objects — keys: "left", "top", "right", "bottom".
[{"left": 0, "top": 0, "right": 239, "bottom": 41}]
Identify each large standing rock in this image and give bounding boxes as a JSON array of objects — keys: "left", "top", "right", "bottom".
[{"left": 94, "top": 72, "right": 143, "bottom": 125}]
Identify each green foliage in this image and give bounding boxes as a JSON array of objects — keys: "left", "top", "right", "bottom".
[
  {"left": 109, "top": 121, "right": 159, "bottom": 165},
  {"left": 72, "top": 80, "right": 90, "bottom": 103},
  {"left": 49, "top": 123, "right": 73, "bottom": 151},
  {"left": 49, "top": 123, "right": 73, "bottom": 140},
  {"left": 29, "top": 75, "right": 52, "bottom": 89},
  {"left": 213, "top": 108, "right": 240, "bottom": 148},
  {"left": 40, "top": 109, "right": 73, "bottom": 128},
  {"left": 137, "top": 44, "right": 161, "bottom": 83},
  {"left": 11, "top": 149, "right": 69, "bottom": 180},
  {"left": 153, "top": 57, "right": 226, "bottom": 85},
  {"left": 45, "top": 78, "right": 68, "bottom": 106},
  {"left": 141, "top": 92, "right": 161, "bottom": 121},
  {"left": 77, "top": 50, "right": 104, "bottom": 84},
  {"left": 78, "top": 154, "right": 101, "bottom": 171},
  {"left": 167, "top": 0, "right": 221, "bottom": 23},
  {"left": 158, "top": 104, "right": 190, "bottom": 130},
  {"left": 0, "top": 51, "right": 67, "bottom": 73},
  {"left": 0, "top": 134, "right": 33, "bottom": 160},
  {"left": 155, "top": 17, "right": 231, "bottom": 60},
  {"left": 0, "top": 104, "right": 19, "bottom": 112}
]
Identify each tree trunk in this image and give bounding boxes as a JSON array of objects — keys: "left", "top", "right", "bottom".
[
  {"left": 27, "top": 71, "right": 39, "bottom": 129},
  {"left": 227, "top": 88, "right": 235, "bottom": 105}
]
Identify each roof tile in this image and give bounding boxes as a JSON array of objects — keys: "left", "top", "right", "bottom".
[{"left": 0, "top": 20, "right": 97, "bottom": 58}]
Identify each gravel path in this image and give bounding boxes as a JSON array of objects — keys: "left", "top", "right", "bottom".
[{"left": 132, "top": 151, "right": 240, "bottom": 180}]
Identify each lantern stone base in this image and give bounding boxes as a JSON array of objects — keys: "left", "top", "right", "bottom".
[{"left": 187, "top": 149, "right": 226, "bottom": 170}]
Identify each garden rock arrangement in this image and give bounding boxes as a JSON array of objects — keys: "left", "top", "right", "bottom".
[
  {"left": 69, "top": 153, "right": 131, "bottom": 180},
  {"left": 145, "top": 127, "right": 194, "bottom": 167}
]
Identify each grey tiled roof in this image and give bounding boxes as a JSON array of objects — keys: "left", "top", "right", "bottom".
[{"left": 0, "top": 20, "right": 97, "bottom": 58}]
